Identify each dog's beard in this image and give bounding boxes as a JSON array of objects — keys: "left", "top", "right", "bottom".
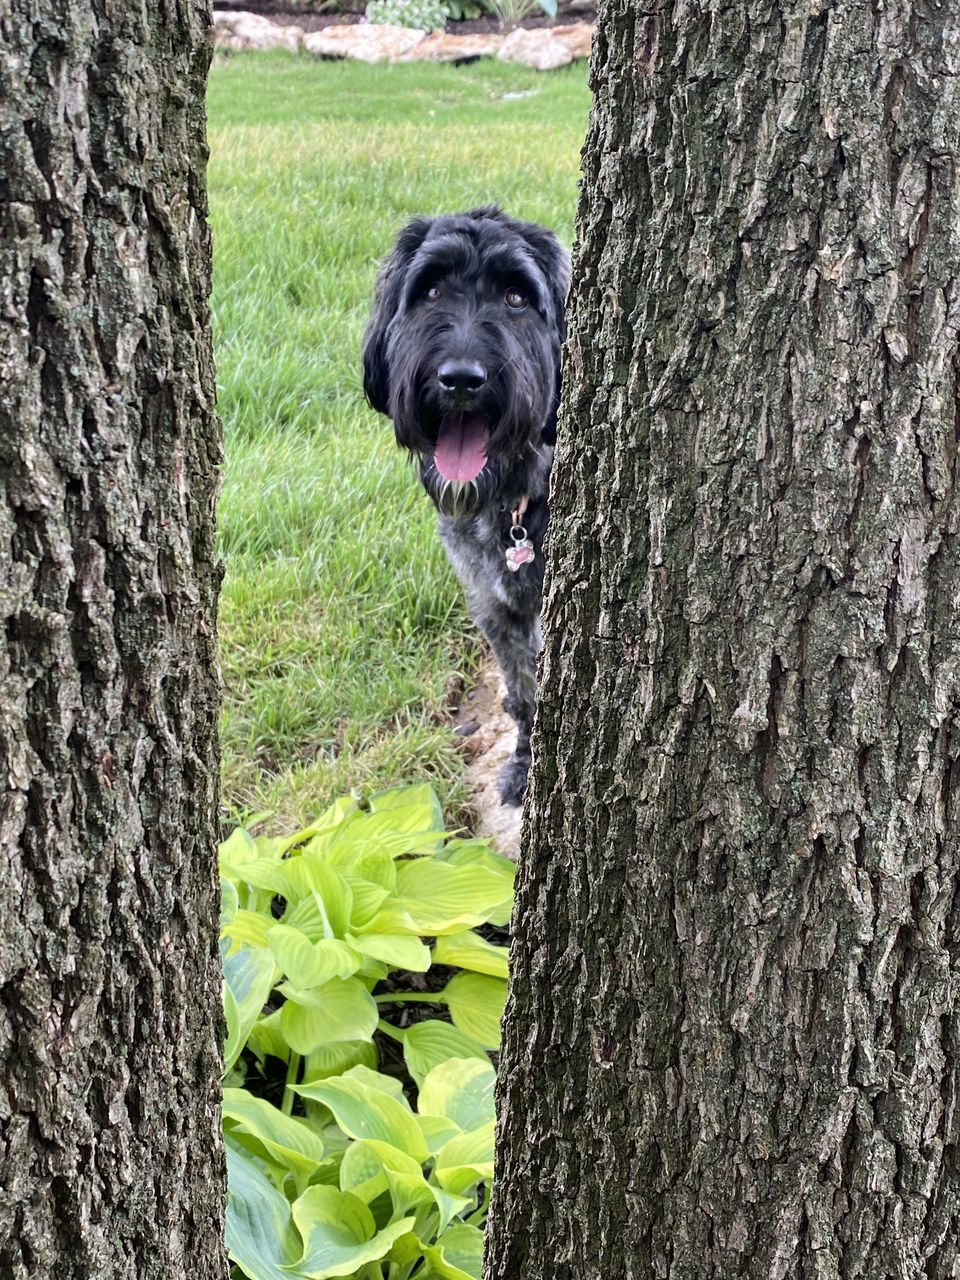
[
  {"left": 419, "top": 434, "right": 550, "bottom": 517},
  {"left": 420, "top": 456, "right": 498, "bottom": 516},
  {"left": 413, "top": 401, "right": 549, "bottom": 517}
]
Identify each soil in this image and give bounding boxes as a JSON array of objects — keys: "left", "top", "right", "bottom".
[{"left": 214, "top": 0, "right": 595, "bottom": 35}]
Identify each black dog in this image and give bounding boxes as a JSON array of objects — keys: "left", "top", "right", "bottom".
[{"left": 362, "top": 206, "right": 569, "bottom": 805}]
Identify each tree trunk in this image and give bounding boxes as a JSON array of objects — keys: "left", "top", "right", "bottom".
[
  {"left": 0, "top": 1, "right": 224, "bottom": 1276},
  {"left": 487, "top": 2, "right": 960, "bottom": 1277}
]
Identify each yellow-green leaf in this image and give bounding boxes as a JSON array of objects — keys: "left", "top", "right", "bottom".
[
  {"left": 416, "top": 1112, "right": 461, "bottom": 1155},
  {"left": 368, "top": 783, "right": 444, "bottom": 829},
  {"left": 432, "top": 930, "right": 509, "bottom": 979},
  {"left": 417, "top": 1058, "right": 495, "bottom": 1132},
  {"left": 222, "top": 908, "right": 273, "bottom": 951},
  {"left": 342, "top": 1064, "right": 406, "bottom": 1101},
  {"left": 433, "top": 1121, "right": 495, "bottom": 1196},
  {"left": 225, "top": 1139, "right": 301, "bottom": 1280},
  {"left": 422, "top": 1222, "right": 485, "bottom": 1280},
  {"left": 399, "top": 1020, "right": 490, "bottom": 1087},
  {"left": 279, "top": 978, "right": 378, "bottom": 1053},
  {"left": 222, "top": 1088, "right": 326, "bottom": 1191},
  {"left": 247, "top": 1008, "right": 291, "bottom": 1065},
  {"left": 267, "top": 926, "right": 360, "bottom": 988},
  {"left": 303, "top": 1038, "right": 378, "bottom": 1082},
  {"left": 339, "top": 1138, "right": 429, "bottom": 1207},
  {"left": 291, "top": 860, "right": 355, "bottom": 935},
  {"left": 441, "top": 972, "right": 507, "bottom": 1048},
  {"left": 291, "top": 1184, "right": 415, "bottom": 1279},
  {"left": 385, "top": 860, "right": 513, "bottom": 935},
  {"left": 296, "top": 1075, "right": 428, "bottom": 1162},
  {"left": 219, "top": 827, "right": 258, "bottom": 877},
  {"left": 347, "top": 932, "right": 431, "bottom": 972},
  {"left": 344, "top": 875, "right": 392, "bottom": 927},
  {"left": 222, "top": 942, "right": 277, "bottom": 1073}
]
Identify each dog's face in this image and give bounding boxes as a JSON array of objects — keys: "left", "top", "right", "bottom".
[{"left": 362, "top": 207, "right": 570, "bottom": 515}]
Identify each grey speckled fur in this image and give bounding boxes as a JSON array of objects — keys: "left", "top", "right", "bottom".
[{"left": 362, "top": 207, "right": 569, "bottom": 805}]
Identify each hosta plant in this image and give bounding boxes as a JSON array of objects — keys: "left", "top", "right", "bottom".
[
  {"left": 220, "top": 785, "right": 514, "bottom": 1280},
  {"left": 364, "top": 0, "right": 449, "bottom": 30}
]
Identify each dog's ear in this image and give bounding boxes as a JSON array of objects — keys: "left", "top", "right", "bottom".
[
  {"left": 541, "top": 363, "right": 562, "bottom": 447},
  {"left": 516, "top": 221, "right": 571, "bottom": 339},
  {"left": 362, "top": 216, "right": 434, "bottom": 415},
  {"left": 516, "top": 223, "right": 571, "bottom": 447}
]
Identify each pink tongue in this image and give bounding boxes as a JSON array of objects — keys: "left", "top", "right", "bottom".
[{"left": 434, "top": 415, "right": 490, "bottom": 482}]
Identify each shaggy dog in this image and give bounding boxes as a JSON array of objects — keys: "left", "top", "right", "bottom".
[{"left": 362, "top": 206, "right": 569, "bottom": 805}]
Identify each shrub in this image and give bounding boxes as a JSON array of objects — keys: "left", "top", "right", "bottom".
[
  {"left": 220, "top": 784, "right": 514, "bottom": 1280},
  {"left": 365, "top": 0, "right": 449, "bottom": 30}
]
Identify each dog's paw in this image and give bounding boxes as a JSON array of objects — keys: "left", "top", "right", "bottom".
[{"left": 497, "top": 755, "right": 529, "bottom": 808}]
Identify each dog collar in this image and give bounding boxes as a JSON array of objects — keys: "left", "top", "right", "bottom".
[{"left": 505, "top": 495, "right": 535, "bottom": 572}]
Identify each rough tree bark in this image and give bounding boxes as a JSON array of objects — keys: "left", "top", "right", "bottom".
[
  {"left": 487, "top": 2, "right": 960, "bottom": 1277},
  {"left": 0, "top": 0, "right": 224, "bottom": 1276}
]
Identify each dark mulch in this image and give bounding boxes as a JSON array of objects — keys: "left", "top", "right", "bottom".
[
  {"left": 437, "top": 10, "right": 594, "bottom": 32},
  {"left": 214, "top": 0, "right": 595, "bottom": 34}
]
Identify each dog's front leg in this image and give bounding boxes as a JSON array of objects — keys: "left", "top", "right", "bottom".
[{"left": 475, "top": 605, "right": 541, "bottom": 807}]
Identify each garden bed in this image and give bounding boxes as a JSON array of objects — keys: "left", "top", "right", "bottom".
[
  {"left": 215, "top": 0, "right": 595, "bottom": 31},
  {"left": 213, "top": 4, "right": 595, "bottom": 67},
  {"left": 216, "top": 14, "right": 593, "bottom": 66}
]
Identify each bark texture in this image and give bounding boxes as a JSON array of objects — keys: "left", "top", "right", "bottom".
[
  {"left": 0, "top": 0, "right": 224, "bottom": 1275},
  {"left": 487, "top": 1, "right": 960, "bottom": 1276}
]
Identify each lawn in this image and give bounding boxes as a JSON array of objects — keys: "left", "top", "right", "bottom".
[{"left": 209, "top": 53, "right": 590, "bottom": 828}]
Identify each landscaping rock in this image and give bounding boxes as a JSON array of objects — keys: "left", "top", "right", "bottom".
[
  {"left": 213, "top": 10, "right": 303, "bottom": 52},
  {"left": 551, "top": 20, "right": 593, "bottom": 59},
  {"left": 394, "top": 30, "right": 505, "bottom": 61},
  {"left": 497, "top": 26, "right": 573, "bottom": 70},
  {"left": 214, "top": 12, "right": 594, "bottom": 69},
  {"left": 303, "top": 23, "right": 426, "bottom": 62}
]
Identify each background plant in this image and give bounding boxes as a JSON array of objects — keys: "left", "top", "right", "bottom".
[
  {"left": 444, "top": 0, "right": 482, "bottom": 19},
  {"left": 221, "top": 784, "right": 514, "bottom": 1280},
  {"left": 365, "top": 0, "right": 449, "bottom": 29},
  {"left": 480, "top": 0, "right": 556, "bottom": 25}
]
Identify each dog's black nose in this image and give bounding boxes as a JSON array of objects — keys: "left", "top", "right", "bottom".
[{"left": 438, "top": 359, "right": 487, "bottom": 393}]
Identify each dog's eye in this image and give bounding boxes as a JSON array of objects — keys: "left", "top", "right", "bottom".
[
  {"left": 424, "top": 284, "right": 442, "bottom": 302},
  {"left": 504, "top": 288, "right": 528, "bottom": 310}
]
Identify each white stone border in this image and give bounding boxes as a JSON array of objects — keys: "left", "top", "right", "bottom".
[{"left": 213, "top": 11, "right": 594, "bottom": 68}]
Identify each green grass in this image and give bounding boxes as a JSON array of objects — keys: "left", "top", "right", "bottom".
[{"left": 210, "top": 53, "right": 589, "bottom": 828}]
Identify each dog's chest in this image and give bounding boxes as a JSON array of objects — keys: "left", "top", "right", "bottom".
[{"left": 438, "top": 508, "right": 545, "bottom": 614}]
